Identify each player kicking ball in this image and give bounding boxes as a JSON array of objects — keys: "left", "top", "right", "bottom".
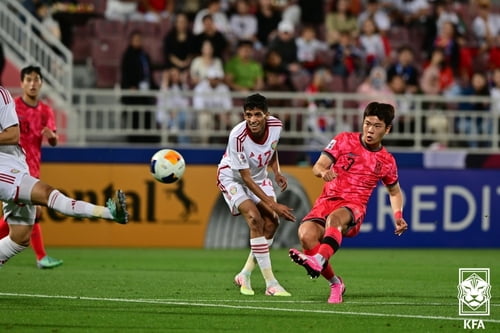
[
  {"left": 0, "top": 85, "right": 128, "bottom": 268},
  {"left": 217, "top": 93, "right": 295, "bottom": 296},
  {"left": 289, "top": 102, "right": 408, "bottom": 303}
]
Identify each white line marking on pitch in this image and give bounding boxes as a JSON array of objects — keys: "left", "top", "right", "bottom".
[{"left": 1, "top": 292, "right": 499, "bottom": 324}]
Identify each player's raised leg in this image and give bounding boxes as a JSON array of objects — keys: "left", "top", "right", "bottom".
[{"left": 26, "top": 177, "right": 129, "bottom": 224}]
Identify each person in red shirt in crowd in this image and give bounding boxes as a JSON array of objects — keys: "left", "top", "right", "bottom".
[
  {"left": 289, "top": 102, "right": 408, "bottom": 304},
  {"left": 0, "top": 66, "right": 62, "bottom": 269}
]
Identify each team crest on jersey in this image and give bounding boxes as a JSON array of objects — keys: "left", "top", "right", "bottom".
[
  {"left": 229, "top": 186, "right": 238, "bottom": 195},
  {"left": 326, "top": 139, "right": 336, "bottom": 149},
  {"left": 271, "top": 140, "right": 278, "bottom": 150},
  {"left": 238, "top": 153, "right": 247, "bottom": 164},
  {"left": 10, "top": 169, "right": 20, "bottom": 174}
]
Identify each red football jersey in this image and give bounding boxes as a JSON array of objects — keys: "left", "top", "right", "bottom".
[
  {"left": 320, "top": 132, "right": 399, "bottom": 207},
  {"left": 15, "top": 97, "right": 56, "bottom": 178}
]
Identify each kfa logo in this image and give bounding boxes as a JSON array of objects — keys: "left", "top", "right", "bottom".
[{"left": 457, "top": 268, "right": 491, "bottom": 330}]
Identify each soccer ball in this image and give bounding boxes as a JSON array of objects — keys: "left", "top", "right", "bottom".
[{"left": 150, "top": 149, "right": 186, "bottom": 183}]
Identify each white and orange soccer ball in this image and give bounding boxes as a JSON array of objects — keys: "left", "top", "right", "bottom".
[{"left": 150, "top": 149, "right": 186, "bottom": 184}]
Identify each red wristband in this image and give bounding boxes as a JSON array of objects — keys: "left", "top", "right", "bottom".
[{"left": 394, "top": 211, "right": 403, "bottom": 220}]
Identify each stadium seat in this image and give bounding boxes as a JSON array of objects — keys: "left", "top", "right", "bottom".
[{"left": 94, "top": 64, "right": 119, "bottom": 88}]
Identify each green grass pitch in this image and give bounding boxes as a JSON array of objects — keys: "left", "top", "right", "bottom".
[{"left": 0, "top": 248, "right": 498, "bottom": 332}]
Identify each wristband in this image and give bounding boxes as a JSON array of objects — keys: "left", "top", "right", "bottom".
[{"left": 394, "top": 211, "right": 403, "bottom": 220}]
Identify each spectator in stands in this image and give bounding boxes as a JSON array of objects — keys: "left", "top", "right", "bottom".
[
  {"left": 356, "top": 66, "right": 396, "bottom": 112},
  {"left": 387, "top": 74, "right": 416, "bottom": 146},
  {"left": 156, "top": 66, "right": 192, "bottom": 143},
  {"left": 229, "top": 0, "right": 258, "bottom": 47},
  {"left": 105, "top": 0, "right": 144, "bottom": 21},
  {"left": 433, "top": 20, "right": 462, "bottom": 76},
  {"left": 456, "top": 71, "right": 491, "bottom": 147},
  {"left": 420, "top": 47, "right": 457, "bottom": 108},
  {"left": 296, "top": 25, "right": 329, "bottom": 74},
  {"left": 472, "top": 0, "right": 500, "bottom": 69},
  {"left": 255, "top": 0, "right": 282, "bottom": 47},
  {"left": 193, "top": 0, "right": 229, "bottom": 35},
  {"left": 386, "top": 45, "right": 420, "bottom": 94},
  {"left": 388, "top": 0, "right": 431, "bottom": 29},
  {"left": 120, "top": 30, "right": 158, "bottom": 143},
  {"left": 224, "top": 40, "right": 264, "bottom": 92},
  {"left": 194, "top": 14, "right": 229, "bottom": 60},
  {"left": 305, "top": 68, "right": 338, "bottom": 146},
  {"left": 192, "top": 67, "right": 234, "bottom": 143},
  {"left": 330, "top": 30, "right": 363, "bottom": 78},
  {"left": 34, "top": 2, "right": 62, "bottom": 50},
  {"left": 163, "top": 12, "right": 196, "bottom": 75},
  {"left": 189, "top": 39, "right": 224, "bottom": 86},
  {"left": 138, "top": 0, "right": 174, "bottom": 23},
  {"left": 297, "top": 0, "right": 325, "bottom": 32},
  {"left": 358, "top": 17, "right": 390, "bottom": 73},
  {"left": 268, "top": 21, "right": 301, "bottom": 74},
  {"left": 325, "top": 0, "right": 358, "bottom": 46},
  {"left": 357, "top": 0, "right": 391, "bottom": 36}
]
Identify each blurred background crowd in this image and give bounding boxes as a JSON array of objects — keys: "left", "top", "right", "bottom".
[{"left": 6, "top": 0, "right": 500, "bottom": 147}]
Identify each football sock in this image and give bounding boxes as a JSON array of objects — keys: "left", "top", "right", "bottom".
[
  {"left": 304, "top": 243, "right": 335, "bottom": 280},
  {"left": 48, "top": 190, "right": 113, "bottom": 220},
  {"left": 0, "top": 217, "right": 9, "bottom": 239},
  {"left": 30, "top": 222, "right": 47, "bottom": 260},
  {"left": 241, "top": 238, "right": 274, "bottom": 275},
  {"left": 251, "top": 236, "right": 277, "bottom": 287},
  {"left": 318, "top": 227, "right": 343, "bottom": 261},
  {"left": 0, "top": 236, "right": 27, "bottom": 266},
  {"left": 330, "top": 275, "right": 342, "bottom": 285}
]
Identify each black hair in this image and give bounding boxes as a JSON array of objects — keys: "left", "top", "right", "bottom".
[
  {"left": 363, "top": 102, "right": 395, "bottom": 127},
  {"left": 243, "top": 93, "right": 268, "bottom": 113},
  {"left": 20, "top": 65, "right": 43, "bottom": 81}
]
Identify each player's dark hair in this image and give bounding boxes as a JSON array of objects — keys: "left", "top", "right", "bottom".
[
  {"left": 363, "top": 102, "right": 395, "bottom": 126},
  {"left": 243, "top": 93, "right": 268, "bottom": 113},
  {"left": 20, "top": 65, "right": 43, "bottom": 81}
]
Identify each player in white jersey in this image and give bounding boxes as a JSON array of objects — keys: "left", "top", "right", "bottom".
[
  {"left": 0, "top": 86, "right": 128, "bottom": 267},
  {"left": 216, "top": 93, "right": 295, "bottom": 296}
]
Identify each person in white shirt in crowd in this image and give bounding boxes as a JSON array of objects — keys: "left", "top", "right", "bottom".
[
  {"left": 156, "top": 67, "right": 192, "bottom": 143},
  {"left": 296, "top": 24, "right": 329, "bottom": 74},
  {"left": 193, "top": 67, "right": 234, "bottom": 143},
  {"left": 357, "top": 0, "right": 391, "bottom": 35},
  {"left": 193, "top": 0, "right": 230, "bottom": 36},
  {"left": 229, "top": 0, "right": 259, "bottom": 47},
  {"left": 189, "top": 39, "right": 224, "bottom": 86},
  {"left": 472, "top": 0, "right": 500, "bottom": 53}
]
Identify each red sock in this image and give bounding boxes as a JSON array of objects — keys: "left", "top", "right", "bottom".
[
  {"left": 318, "top": 227, "right": 342, "bottom": 261},
  {"left": 303, "top": 243, "right": 320, "bottom": 256},
  {"left": 322, "top": 263, "right": 335, "bottom": 280},
  {"left": 0, "top": 216, "right": 9, "bottom": 239},
  {"left": 31, "top": 222, "right": 47, "bottom": 260}
]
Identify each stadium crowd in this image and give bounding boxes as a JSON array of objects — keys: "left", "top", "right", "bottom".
[{"left": 19, "top": 0, "right": 500, "bottom": 146}]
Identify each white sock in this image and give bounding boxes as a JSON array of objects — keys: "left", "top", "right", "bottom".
[
  {"left": 329, "top": 276, "right": 341, "bottom": 285},
  {"left": 314, "top": 253, "right": 326, "bottom": 266},
  {"left": 241, "top": 238, "right": 273, "bottom": 275},
  {"left": 48, "top": 190, "right": 113, "bottom": 219},
  {"left": 251, "top": 236, "right": 277, "bottom": 287},
  {"left": 0, "top": 236, "right": 27, "bottom": 266}
]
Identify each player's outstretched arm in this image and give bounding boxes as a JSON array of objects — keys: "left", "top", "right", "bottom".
[
  {"left": 387, "top": 182, "right": 408, "bottom": 236},
  {"left": 240, "top": 168, "right": 295, "bottom": 222}
]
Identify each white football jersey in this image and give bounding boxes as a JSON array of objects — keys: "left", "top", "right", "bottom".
[
  {"left": 218, "top": 116, "right": 282, "bottom": 183},
  {"left": 0, "top": 86, "right": 26, "bottom": 167}
]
